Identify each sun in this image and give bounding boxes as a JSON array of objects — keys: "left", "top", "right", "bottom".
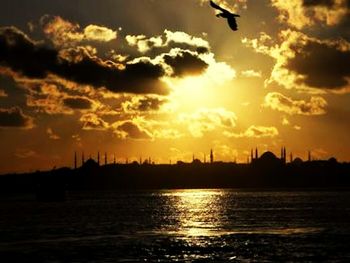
[
  {"left": 164, "top": 61, "right": 236, "bottom": 112},
  {"left": 168, "top": 76, "right": 210, "bottom": 110}
]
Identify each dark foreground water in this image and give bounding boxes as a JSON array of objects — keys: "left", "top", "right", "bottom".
[{"left": 1, "top": 190, "right": 350, "bottom": 262}]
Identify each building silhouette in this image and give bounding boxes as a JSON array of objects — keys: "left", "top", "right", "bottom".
[
  {"left": 73, "top": 146, "right": 299, "bottom": 168},
  {"left": 82, "top": 157, "right": 99, "bottom": 171},
  {"left": 74, "top": 152, "right": 77, "bottom": 169}
]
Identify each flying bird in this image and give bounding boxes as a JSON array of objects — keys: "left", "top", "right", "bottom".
[{"left": 210, "top": 0, "right": 240, "bottom": 31}]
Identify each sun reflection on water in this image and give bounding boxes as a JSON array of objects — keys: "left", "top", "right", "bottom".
[{"left": 162, "top": 189, "right": 226, "bottom": 238}]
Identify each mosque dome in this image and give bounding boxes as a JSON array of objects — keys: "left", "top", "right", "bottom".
[{"left": 259, "top": 151, "right": 278, "bottom": 161}]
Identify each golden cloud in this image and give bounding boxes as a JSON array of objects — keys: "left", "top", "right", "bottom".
[
  {"left": 164, "top": 30, "right": 210, "bottom": 50},
  {"left": 83, "top": 25, "right": 117, "bottom": 42},
  {"left": 282, "top": 117, "right": 290, "bottom": 126},
  {"left": 14, "top": 148, "right": 37, "bottom": 159},
  {"left": 212, "top": 142, "right": 239, "bottom": 161},
  {"left": 80, "top": 113, "right": 109, "bottom": 131},
  {"left": 271, "top": 0, "right": 349, "bottom": 29},
  {"left": 42, "top": 16, "right": 117, "bottom": 47},
  {"left": 225, "top": 125, "right": 279, "bottom": 138},
  {"left": 241, "top": 70, "right": 262, "bottom": 78},
  {"left": 0, "top": 89, "right": 7, "bottom": 97},
  {"left": 23, "top": 80, "right": 101, "bottom": 115},
  {"left": 58, "top": 45, "right": 97, "bottom": 63},
  {"left": 47, "top": 128, "right": 60, "bottom": 140},
  {"left": 179, "top": 108, "right": 237, "bottom": 138},
  {"left": 27, "top": 94, "right": 73, "bottom": 115},
  {"left": 263, "top": 92, "right": 328, "bottom": 115},
  {"left": 152, "top": 128, "right": 184, "bottom": 140},
  {"left": 42, "top": 16, "right": 84, "bottom": 47},
  {"left": 126, "top": 34, "right": 163, "bottom": 53},
  {"left": 126, "top": 29, "right": 210, "bottom": 53}
]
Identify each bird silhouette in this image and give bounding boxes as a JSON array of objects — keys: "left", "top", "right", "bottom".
[{"left": 210, "top": 0, "right": 240, "bottom": 31}]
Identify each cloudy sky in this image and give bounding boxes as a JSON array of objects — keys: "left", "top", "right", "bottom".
[{"left": 0, "top": 0, "right": 349, "bottom": 173}]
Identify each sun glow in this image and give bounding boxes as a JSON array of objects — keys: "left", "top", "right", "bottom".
[
  {"left": 168, "top": 76, "right": 211, "bottom": 110},
  {"left": 165, "top": 61, "right": 236, "bottom": 111}
]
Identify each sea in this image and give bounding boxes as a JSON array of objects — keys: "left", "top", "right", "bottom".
[{"left": 0, "top": 189, "right": 350, "bottom": 262}]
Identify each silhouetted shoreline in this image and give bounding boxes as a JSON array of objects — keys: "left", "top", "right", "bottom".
[{"left": 1, "top": 152, "right": 350, "bottom": 199}]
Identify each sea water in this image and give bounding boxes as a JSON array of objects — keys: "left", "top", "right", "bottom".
[{"left": 0, "top": 190, "right": 350, "bottom": 262}]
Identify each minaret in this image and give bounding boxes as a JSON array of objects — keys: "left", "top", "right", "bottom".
[
  {"left": 74, "top": 151, "right": 77, "bottom": 169},
  {"left": 105, "top": 152, "right": 107, "bottom": 165},
  {"left": 192, "top": 154, "right": 195, "bottom": 163},
  {"left": 251, "top": 149, "right": 254, "bottom": 162},
  {"left": 255, "top": 148, "right": 258, "bottom": 160},
  {"left": 281, "top": 147, "right": 284, "bottom": 160},
  {"left": 284, "top": 147, "right": 287, "bottom": 163},
  {"left": 82, "top": 152, "right": 85, "bottom": 166},
  {"left": 113, "top": 154, "right": 116, "bottom": 165},
  {"left": 97, "top": 151, "right": 100, "bottom": 165},
  {"left": 210, "top": 149, "right": 214, "bottom": 164}
]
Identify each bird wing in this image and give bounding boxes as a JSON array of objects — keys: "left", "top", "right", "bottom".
[
  {"left": 210, "top": 0, "right": 230, "bottom": 14},
  {"left": 227, "top": 17, "right": 238, "bottom": 31}
]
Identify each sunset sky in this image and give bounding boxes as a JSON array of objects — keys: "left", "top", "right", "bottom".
[{"left": 0, "top": 0, "right": 350, "bottom": 173}]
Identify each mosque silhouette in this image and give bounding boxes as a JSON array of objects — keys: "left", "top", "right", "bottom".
[
  {"left": 0, "top": 147, "right": 349, "bottom": 200},
  {"left": 73, "top": 147, "right": 313, "bottom": 170}
]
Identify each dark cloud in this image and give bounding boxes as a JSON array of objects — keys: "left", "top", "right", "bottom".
[
  {"left": 117, "top": 121, "right": 152, "bottom": 139},
  {"left": 0, "top": 27, "right": 168, "bottom": 95},
  {"left": 63, "top": 97, "right": 93, "bottom": 109},
  {"left": 302, "top": 0, "right": 350, "bottom": 7},
  {"left": 303, "top": 0, "right": 335, "bottom": 7},
  {"left": 0, "top": 27, "right": 57, "bottom": 78},
  {"left": 137, "top": 97, "right": 167, "bottom": 111},
  {"left": 163, "top": 50, "right": 208, "bottom": 77},
  {"left": 287, "top": 40, "right": 350, "bottom": 89},
  {"left": 0, "top": 74, "right": 27, "bottom": 108},
  {"left": 0, "top": 107, "right": 33, "bottom": 128},
  {"left": 196, "top": 46, "right": 210, "bottom": 54},
  {"left": 123, "top": 96, "right": 168, "bottom": 112}
]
